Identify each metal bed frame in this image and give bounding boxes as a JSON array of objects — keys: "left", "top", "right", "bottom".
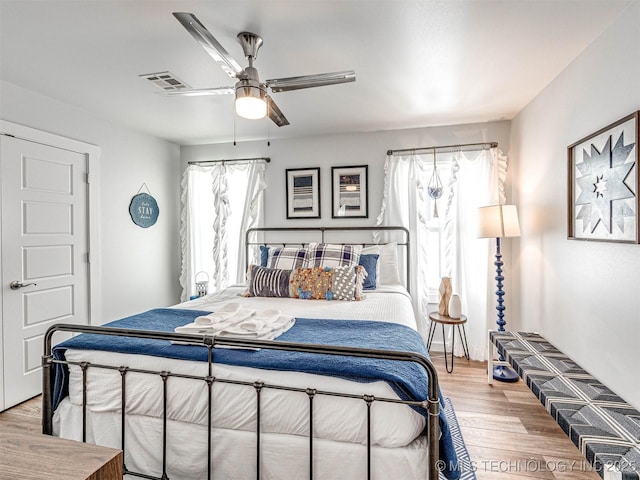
[{"left": 42, "top": 226, "right": 440, "bottom": 480}]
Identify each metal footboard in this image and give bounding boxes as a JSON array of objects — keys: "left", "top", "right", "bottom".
[{"left": 43, "top": 324, "right": 440, "bottom": 480}]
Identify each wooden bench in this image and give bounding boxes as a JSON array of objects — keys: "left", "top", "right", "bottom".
[
  {"left": 488, "top": 331, "right": 640, "bottom": 480},
  {"left": 0, "top": 424, "right": 122, "bottom": 480}
]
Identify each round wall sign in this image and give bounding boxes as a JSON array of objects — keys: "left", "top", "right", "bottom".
[{"left": 129, "top": 192, "right": 159, "bottom": 228}]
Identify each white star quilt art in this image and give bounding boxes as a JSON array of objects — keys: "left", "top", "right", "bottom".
[{"left": 569, "top": 111, "right": 639, "bottom": 243}]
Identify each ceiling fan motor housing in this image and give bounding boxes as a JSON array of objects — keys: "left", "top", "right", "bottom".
[
  {"left": 237, "top": 32, "right": 263, "bottom": 60},
  {"left": 235, "top": 78, "right": 265, "bottom": 99}
]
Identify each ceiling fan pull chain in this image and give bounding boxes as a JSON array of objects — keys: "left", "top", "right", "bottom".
[
  {"left": 233, "top": 108, "right": 237, "bottom": 146},
  {"left": 267, "top": 101, "right": 271, "bottom": 146}
]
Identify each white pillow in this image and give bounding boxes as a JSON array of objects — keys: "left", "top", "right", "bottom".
[
  {"left": 362, "top": 242, "right": 402, "bottom": 285},
  {"left": 361, "top": 245, "right": 380, "bottom": 255}
]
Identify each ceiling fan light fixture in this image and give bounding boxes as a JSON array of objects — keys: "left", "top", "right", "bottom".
[
  {"left": 169, "top": 13, "right": 356, "bottom": 127},
  {"left": 235, "top": 81, "right": 267, "bottom": 120}
]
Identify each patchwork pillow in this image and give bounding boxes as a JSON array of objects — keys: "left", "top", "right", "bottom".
[
  {"left": 358, "top": 253, "right": 379, "bottom": 290},
  {"left": 289, "top": 265, "right": 367, "bottom": 301},
  {"left": 246, "top": 265, "right": 292, "bottom": 298},
  {"left": 290, "top": 267, "right": 334, "bottom": 300},
  {"left": 305, "top": 243, "right": 362, "bottom": 268},
  {"left": 267, "top": 247, "right": 308, "bottom": 270}
]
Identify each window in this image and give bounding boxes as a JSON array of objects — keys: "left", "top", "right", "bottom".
[
  {"left": 424, "top": 159, "right": 452, "bottom": 303},
  {"left": 180, "top": 162, "right": 266, "bottom": 300},
  {"left": 378, "top": 147, "right": 506, "bottom": 359}
]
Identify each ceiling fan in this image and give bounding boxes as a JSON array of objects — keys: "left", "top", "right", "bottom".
[{"left": 163, "top": 12, "right": 356, "bottom": 127}]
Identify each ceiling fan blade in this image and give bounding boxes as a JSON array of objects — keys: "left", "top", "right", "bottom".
[
  {"left": 266, "top": 70, "right": 355, "bottom": 93},
  {"left": 266, "top": 96, "right": 289, "bottom": 127},
  {"left": 173, "top": 12, "right": 243, "bottom": 79},
  {"left": 158, "top": 87, "right": 235, "bottom": 97}
]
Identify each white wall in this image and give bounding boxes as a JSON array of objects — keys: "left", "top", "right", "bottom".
[
  {"left": 181, "top": 121, "right": 513, "bottom": 350},
  {"left": 1, "top": 81, "right": 182, "bottom": 323},
  {"left": 510, "top": 3, "right": 640, "bottom": 409},
  {"left": 181, "top": 120, "right": 511, "bottom": 228}
]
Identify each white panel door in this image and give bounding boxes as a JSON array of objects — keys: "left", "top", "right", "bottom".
[{"left": 1, "top": 135, "right": 89, "bottom": 409}]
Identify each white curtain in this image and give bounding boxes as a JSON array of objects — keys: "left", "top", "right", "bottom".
[
  {"left": 180, "top": 162, "right": 266, "bottom": 302},
  {"left": 233, "top": 161, "right": 267, "bottom": 282},
  {"left": 376, "top": 155, "right": 430, "bottom": 338},
  {"left": 377, "top": 148, "right": 507, "bottom": 360}
]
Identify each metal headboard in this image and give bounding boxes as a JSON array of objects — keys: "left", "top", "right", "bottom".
[{"left": 245, "top": 226, "right": 410, "bottom": 293}]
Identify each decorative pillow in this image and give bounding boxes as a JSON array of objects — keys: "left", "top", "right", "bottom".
[
  {"left": 246, "top": 265, "right": 291, "bottom": 297},
  {"left": 363, "top": 242, "right": 401, "bottom": 285},
  {"left": 259, "top": 245, "right": 269, "bottom": 267},
  {"left": 267, "top": 247, "right": 308, "bottom": 270},
  {"left": 290, "top": 267, "right": 334, "bottom": 300},
  {"left": 332, "top": 265, "right": 368, "bottom": 301},
  {"left": 353, "top": 264, "right": 367, "bottom": 300},
  {"left": 289, "top": 265, "right": 367, "bottom": 301},
  {"left": 305, "top": 243, "right": 362, "bottom": 268},
  {"left": 358, "top": 254, "right": 379, "bottom": 290}
]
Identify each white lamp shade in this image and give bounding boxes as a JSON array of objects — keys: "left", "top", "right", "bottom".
[
  {"left": 477, "top": 204, "right": 521, "bottom": 238},
  {"left": 235, "top": 95, "right": 267, "bottom": 119},
  {"left": 235, "top": 82, "right": 267, "bottom": 120}
]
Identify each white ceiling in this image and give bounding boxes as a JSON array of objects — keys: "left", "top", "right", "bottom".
[{"left": 0, "top": 0, "right": 632, "bottom": 145}]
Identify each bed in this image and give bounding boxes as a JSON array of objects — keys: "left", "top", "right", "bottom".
[{"left": 42, "top": 227, "right": 459, "bottom": 480}]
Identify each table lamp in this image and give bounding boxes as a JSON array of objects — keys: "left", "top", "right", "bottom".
[{"left": 478, "top": 204, "right": 521, "bottom": 382}]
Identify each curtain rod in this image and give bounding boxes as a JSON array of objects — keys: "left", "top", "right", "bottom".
[
  {"left": 188, "top": 157, "right": 271, "bottom": 166},
  {"left": 386, "top": 142, "right": 498, "bottom": 156}
]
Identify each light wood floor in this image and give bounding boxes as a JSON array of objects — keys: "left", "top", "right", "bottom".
[
  {"left": 431, "top": 352, "right": 600, "bottom": 480},
  {"left": 0, "top": 354, "right": 600, "bottom": 480}
]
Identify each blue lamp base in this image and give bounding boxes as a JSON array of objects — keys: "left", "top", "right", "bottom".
[
  {"left": 492, "top": 237, "right": 519, "bottom": 383},
  {"left": 493, "top": 364, "right": 519, "bottom": 382}
]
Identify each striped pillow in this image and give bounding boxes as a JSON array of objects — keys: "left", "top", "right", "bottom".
[{"left": 246, "top": 265, "right": 291, "bottom": 297}]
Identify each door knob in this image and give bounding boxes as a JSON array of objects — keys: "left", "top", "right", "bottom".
[{"left": 9, "top": 281, "right": 37, "bottom": 290}]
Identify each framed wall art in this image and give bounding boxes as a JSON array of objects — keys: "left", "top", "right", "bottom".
[
  {"left": 286, "top": 167, "right": 321, "bottom": 219},
  {"left": 332, "top": 165, "right": 368, "bottom": 218},
  {"left": 568, "top": 111, "right": 639, "bottom": 243}
]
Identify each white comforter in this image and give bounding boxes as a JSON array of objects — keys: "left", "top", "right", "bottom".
[
  {"left": 55, "top": 285, "right": 426, "bottom": 448},
  {"left": 181, "top": 284, "right": 416, "bottom": 328}
]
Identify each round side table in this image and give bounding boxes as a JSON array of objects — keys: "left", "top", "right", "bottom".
[{"left": 427, "top": 312, "right": 470, "bottom": 373}]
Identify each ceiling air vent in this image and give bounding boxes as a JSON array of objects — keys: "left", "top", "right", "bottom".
[{"left": 139, "top": 71, "right": 190, "bottom": 91}]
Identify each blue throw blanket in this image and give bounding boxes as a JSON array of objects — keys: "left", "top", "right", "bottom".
[{"left": 52, "top": 308, "right": 460, "bottom": 479}]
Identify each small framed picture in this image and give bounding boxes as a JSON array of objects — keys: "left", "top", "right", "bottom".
[
  {"left": 331, "top": 165, "right": 368, "bottom": 218},
  {"left": 568, "top": 111, "right": 639, "bottom": 243},
  {"left": 286, "top": 167, "right": 321, "bottom": 219}
]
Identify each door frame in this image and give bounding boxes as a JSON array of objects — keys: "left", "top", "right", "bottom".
[{"left": 0, "top": 120, "right": 101, "bottom": 411}]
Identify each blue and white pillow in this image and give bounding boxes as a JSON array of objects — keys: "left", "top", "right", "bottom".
[
  {"left": 246, "top": 265, "right": 291, "bottom": 297},
  {"left": 267, "top": 247, "right": 308, "bottom": 270},
  {"left": 305, "top": 243, "right": 361, "bottom": 268}
]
